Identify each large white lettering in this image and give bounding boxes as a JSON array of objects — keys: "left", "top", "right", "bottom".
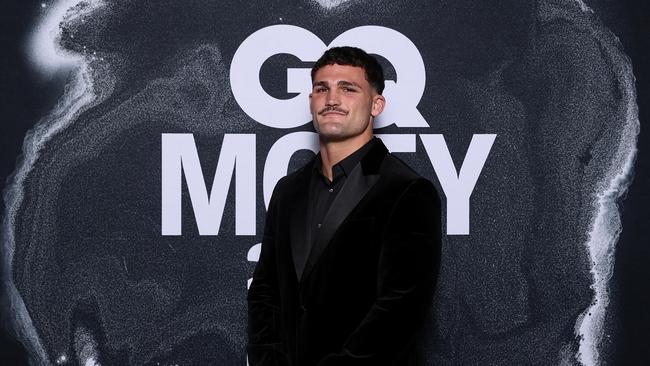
[
  {"left": 162, "top": 26, "right": 497, "bottom": 238},
  {"left": 161, "top": 133, "right": 495, "bottom": 236},
  {"left": 420, "top": 134, "right": 496, "bottom": 235},
  {"left": 230, "top": 25, "right": 427, "bottom": 129},
  {"left": 161, "top": 133, "right": 256, "bottom": 236}
]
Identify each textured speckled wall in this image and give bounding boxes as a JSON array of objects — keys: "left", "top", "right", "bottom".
[{"left": 1, "top": 0, "right": 648, "bottom": 365}]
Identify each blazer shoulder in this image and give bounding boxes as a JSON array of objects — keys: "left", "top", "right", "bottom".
[
  {"left": 270, "top": 160, "right": 313, "bottom": 199},
  {"left": 281, "top": 161, "right": 311, "bottom": 187},
  {"left": 382, "top": 153, "right": 425, "bottom": 181},
  {"left": 381, "top": 153, "right": 439, "bottom": 198}
]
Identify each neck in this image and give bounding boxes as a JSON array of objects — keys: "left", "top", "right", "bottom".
[{"left": 319, "top": 134, "right": 373, "bottom": 181}]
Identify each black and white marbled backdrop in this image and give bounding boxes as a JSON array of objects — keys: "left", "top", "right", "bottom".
[{"left": 1, "top": 0, "right": 642, "bottom": 365}]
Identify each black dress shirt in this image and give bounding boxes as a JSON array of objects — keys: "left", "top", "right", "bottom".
[{"left": 307, "top": 137, "right": 379, "bottom": 252}]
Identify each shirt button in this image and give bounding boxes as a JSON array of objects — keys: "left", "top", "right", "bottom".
[
  {"left": 317, "top": 223, "right": 322, "bottom": 228},
  {"left": 328, "top": 188, "right": 334, "bottom": 193}
]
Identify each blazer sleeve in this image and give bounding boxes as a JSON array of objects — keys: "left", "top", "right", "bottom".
[
  {"left": 316, "top": 178, "right": 442, "bottom": 366},
  {"left": 247, "top": 179, "right": 291, "bottom": 366}
]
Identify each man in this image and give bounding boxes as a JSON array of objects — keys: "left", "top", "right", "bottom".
[{"left": 247, "top": 46, "right": 441, "bottom": 366}]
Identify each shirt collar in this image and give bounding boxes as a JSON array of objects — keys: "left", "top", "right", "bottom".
[{"left": 313, "top": 137, "right": 379, "bottom": 179}]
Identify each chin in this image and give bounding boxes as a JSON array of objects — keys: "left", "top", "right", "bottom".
[
  {"left": 318, "top": 132, "right": 344, "bottom": 142},
  {"left": 319, "top": 129, "right": 368, "bottom": 143},
  {"left": 316, "top": 123, "right": 341, "bottom": 136},
  {"left": 315, "top": 127, "right": 345, "bottom": 141}
]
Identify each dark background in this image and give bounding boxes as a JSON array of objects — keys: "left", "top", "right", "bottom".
[{"left": 1, "top": 0, "right": 648, "bottom": 364}]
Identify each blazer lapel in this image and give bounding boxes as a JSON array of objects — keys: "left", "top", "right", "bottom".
[
  {"left": 299, "top": 140, "right": 387, "bottom": 282},
  {"left": 289, "top": 164, "right": 314, "bottom": 282}
]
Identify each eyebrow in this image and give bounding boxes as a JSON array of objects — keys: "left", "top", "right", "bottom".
[{"left": 312, "top": 80, "right": 362, "bottom": 88}]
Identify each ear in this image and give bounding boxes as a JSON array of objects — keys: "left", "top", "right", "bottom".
[{"left": 370, "top": 94, "right": 386, "bottom": 117}]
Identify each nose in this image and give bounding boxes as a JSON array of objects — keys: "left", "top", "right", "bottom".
[{"left": 325, "top": 89, "right": 340, "bottom": 106}]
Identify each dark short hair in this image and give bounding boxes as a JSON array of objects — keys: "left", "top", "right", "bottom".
[{"left": 311, "top": 46, "right": 385, "bottom": 94}]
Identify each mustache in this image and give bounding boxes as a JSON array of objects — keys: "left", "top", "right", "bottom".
[{"left": 318, "top": 106, "right": 348, "bottom": 115}]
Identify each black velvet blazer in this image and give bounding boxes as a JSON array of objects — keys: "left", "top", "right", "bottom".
[{"left": 247, "top": 139, "right": 441, "bottom": 366}]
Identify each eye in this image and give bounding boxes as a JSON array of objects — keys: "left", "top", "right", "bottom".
[{"left": 314, "top": 86, "right": 327, "bottom": 93}]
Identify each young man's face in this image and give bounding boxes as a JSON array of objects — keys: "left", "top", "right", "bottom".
[{"left": 309, "top": 64, "right": 385, "bottom": 143}]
